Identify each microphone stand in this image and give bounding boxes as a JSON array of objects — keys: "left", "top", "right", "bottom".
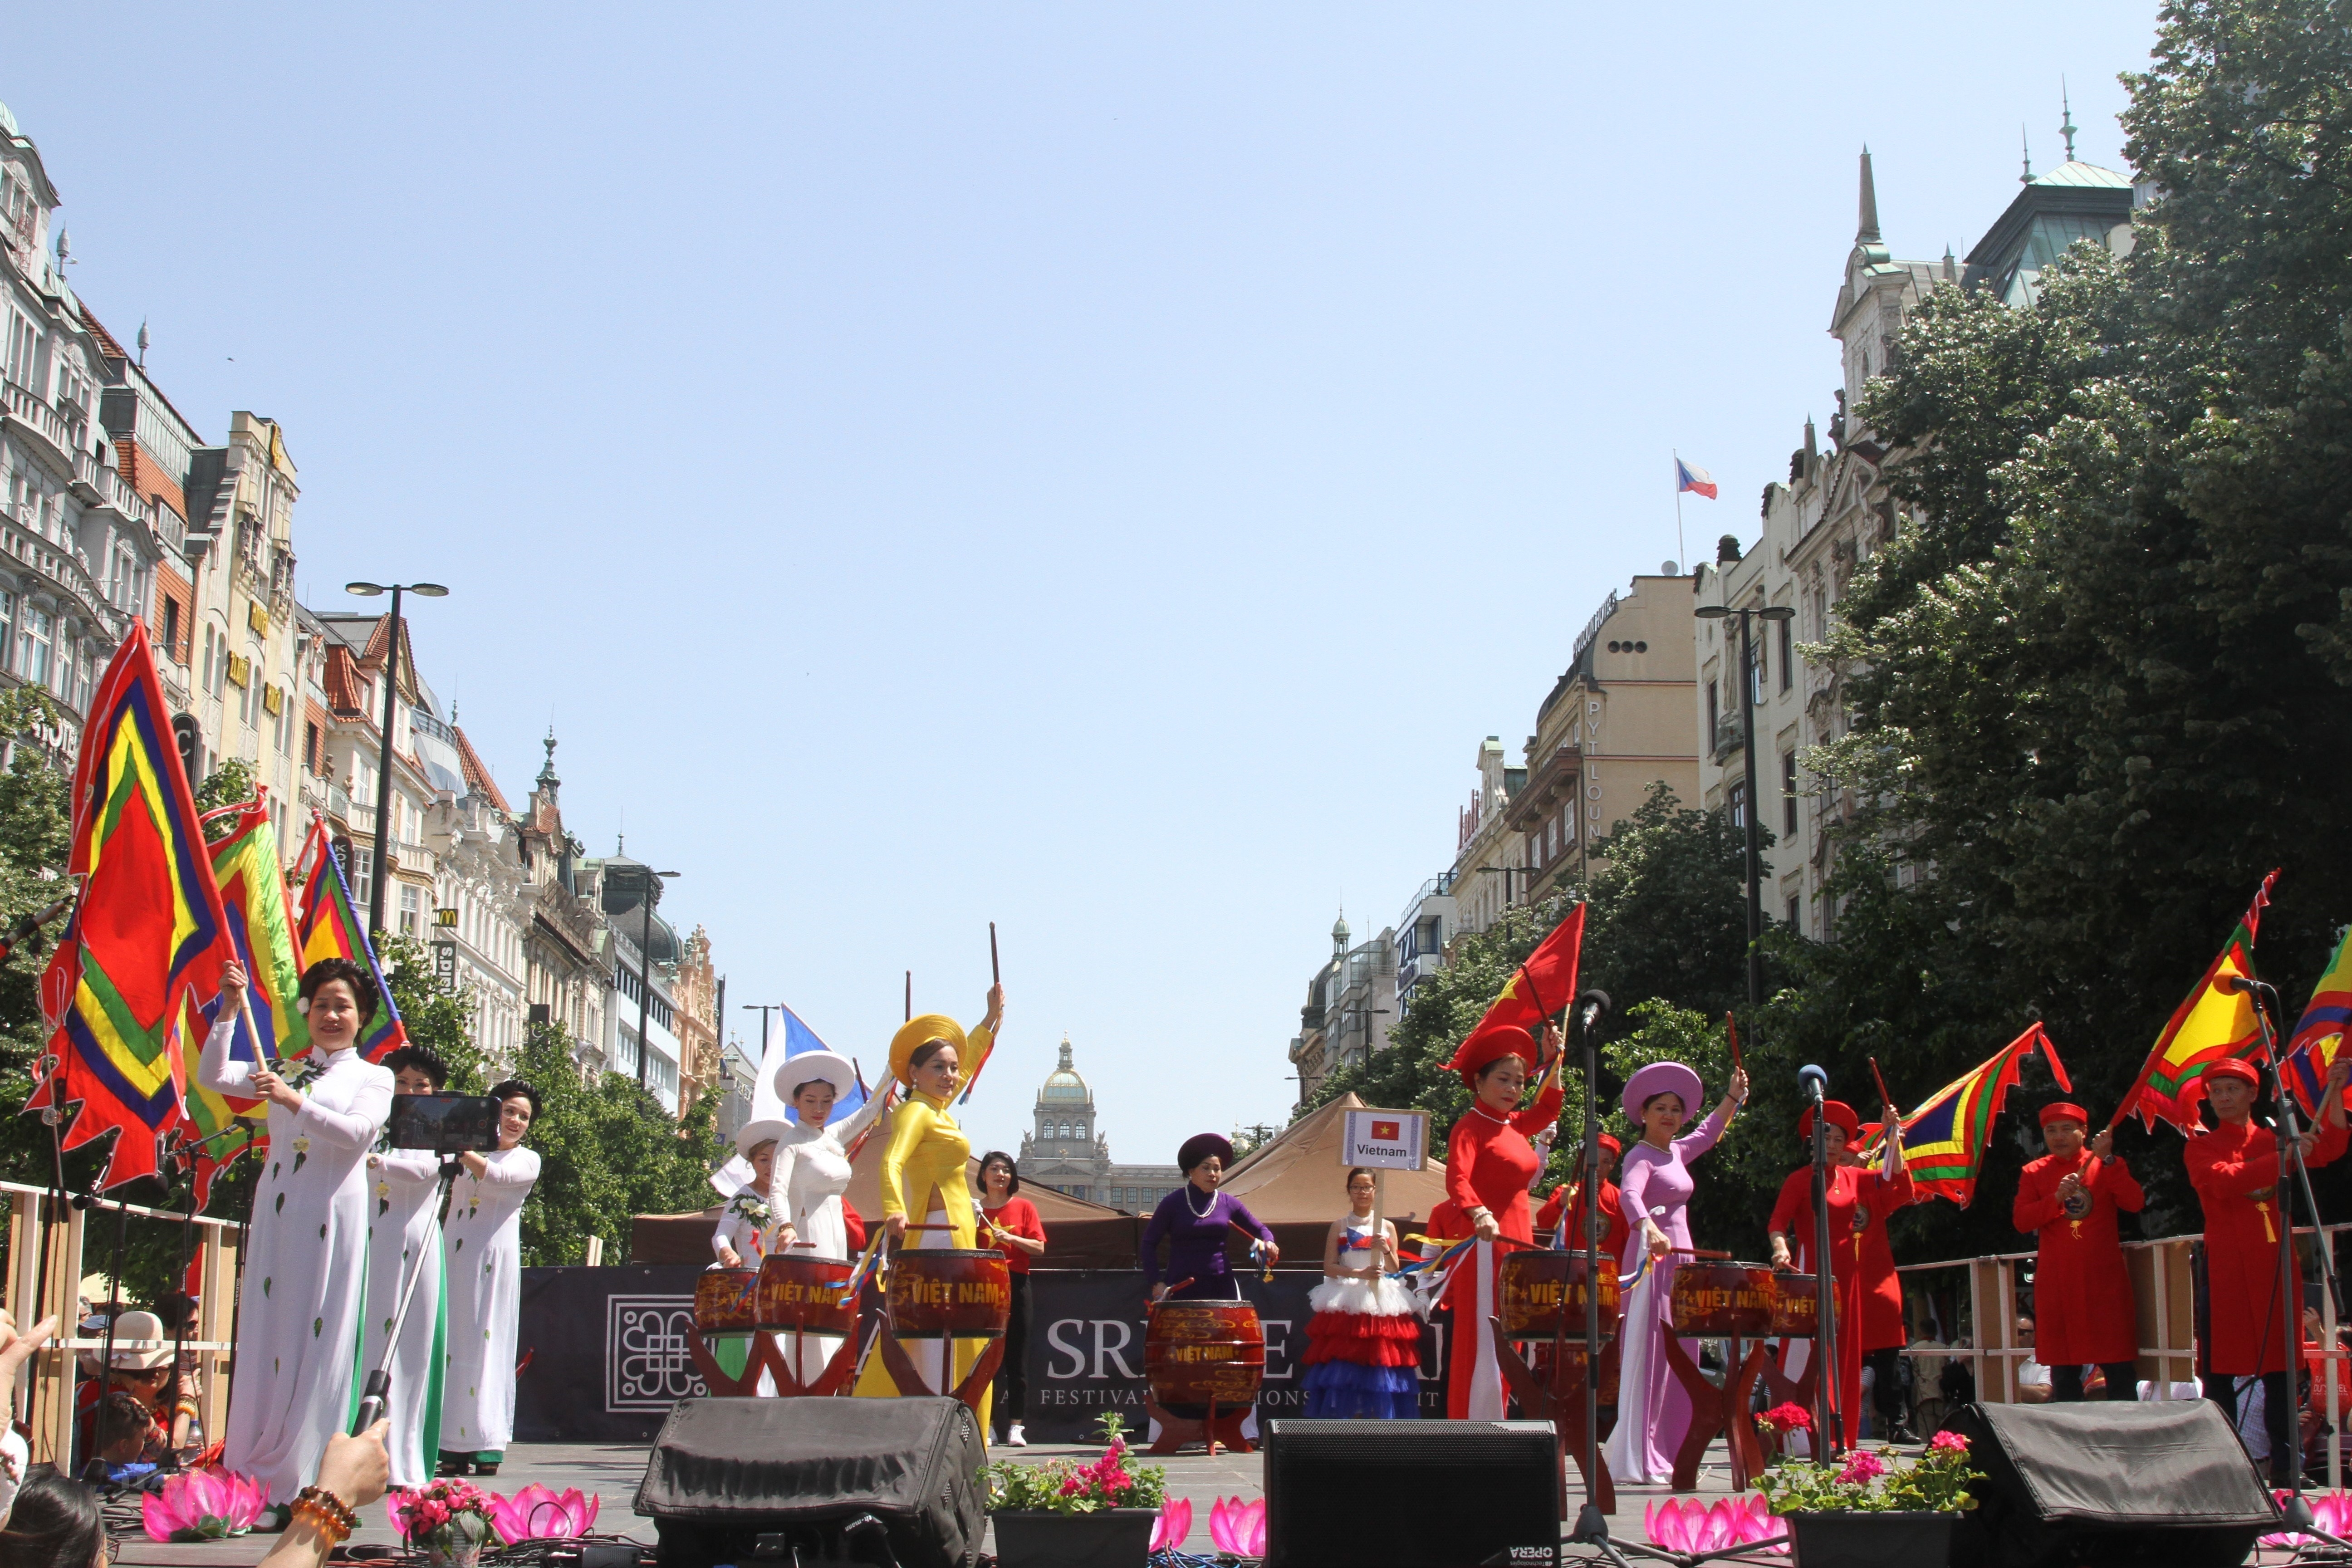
[
  {"left": 1569, "top": 995, "right": 1631, "bottom": 1568},
  {"left": 1804, "top": 1076, "right": 1842, "bottom": 1460},
  {"left": 351, "top": 1153, "right": 464, "bottom": 1435},
  {"left": 2247, "top": 985, "right": 2348, "bottom": 1544}
]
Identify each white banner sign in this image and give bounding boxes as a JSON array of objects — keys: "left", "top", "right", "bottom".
[{"left": 1341, "top": 1108, "right": 1428, "bottom": 1171}]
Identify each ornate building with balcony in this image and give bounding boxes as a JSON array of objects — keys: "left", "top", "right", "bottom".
[
  {"left": 587, "top": 848, "right": 687, "bottom": 1115},
  {"left": 669, "top": 925, "right": 724, "bottom": 1119},
  {"left": 1287, "top": 912, "right": 1399, "bottom": 1106},
  {"left": 1015, "top": 1038, "right": 1181, "bottom": 1210}
]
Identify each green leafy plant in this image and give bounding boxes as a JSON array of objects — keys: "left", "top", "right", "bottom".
[
  {"left": 1756, "top": 1431, "right": 1981, "bottom": 1515},
  {"left": 982, "top": 1413, "right": 1166, "bottom": 1515}
]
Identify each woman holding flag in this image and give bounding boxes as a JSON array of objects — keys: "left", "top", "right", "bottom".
[
  {"left": 1602, "top": 1059, "right": 1748, "bottom": 1484},
  {"left": 200, "top": 956, "right": 393, "bottom": 1513},
  {"left": 1441, "top": 1020, "right": 1568, "bottom": 1420}
]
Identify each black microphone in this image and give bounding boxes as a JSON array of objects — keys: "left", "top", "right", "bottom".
[
  {"left": 1573, "top": 989, "right": 1612, "bottom": 1034},
  {"left": 1798, "top": 1064, "right": 1828, "bottom": 1104}
]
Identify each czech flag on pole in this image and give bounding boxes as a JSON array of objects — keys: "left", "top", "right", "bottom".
[{"left": 1676, "top": 458, "right": 1718, "bottom": 500}]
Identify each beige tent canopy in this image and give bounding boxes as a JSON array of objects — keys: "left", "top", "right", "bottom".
[{"left": 1209, "top": 1093, "right": 1451, "bottom": 1263}]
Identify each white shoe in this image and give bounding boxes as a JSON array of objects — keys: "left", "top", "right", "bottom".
[{"left": 1007, "top": 1422, "right": 1028, "bottom": 1447}]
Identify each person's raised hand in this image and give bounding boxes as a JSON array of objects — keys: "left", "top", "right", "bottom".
[
  {"left": 249, "top": 1063, "right": 304, "bottom": 1113},
  {"left": 315, "top": 1420, "right": 390, "bottom": 1508},
  {"left": 1729, "top": 1067, "right": 1750, "bottom": 1105},
  {"left": 0, "top": 1312, "right": 56, "bottom": 1386},
  {"left": 220, "top": 959, "right": 248, "bottom": 1002},
  {"left": 2089, "top": 1128, "right": 2115, "bottom": 1161}
]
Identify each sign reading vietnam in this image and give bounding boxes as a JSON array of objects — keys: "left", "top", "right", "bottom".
[{"left": 1341, "top": 1107, "right": 1428, "bottom": 1171}]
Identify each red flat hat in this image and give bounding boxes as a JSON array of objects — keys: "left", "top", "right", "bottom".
[
  {"left": 1597, "top": 1133, "right": 1622, "bottom": 1155},
  {"left": 2038, "top": 1102, "right": 2090, "bottom": 1127},
  {"left": 2205, "top": 1058, "right": 2261, "bottom": 1087},
  {"left": 1447, "top": 1021, "right": 1536, "bottom": 1088},
  {"left": 1798, "top": 1101, "right": 1861, "bottom": 1139}
]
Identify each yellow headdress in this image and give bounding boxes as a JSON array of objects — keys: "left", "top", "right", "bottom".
[{"left": 891, "top": 1013, "right": 968, "bottom": 1088}]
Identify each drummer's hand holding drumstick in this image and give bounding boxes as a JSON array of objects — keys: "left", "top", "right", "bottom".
[
  {"left": 1470, "top": 1206, "right": 1500, "bottom": 1244},
  {"left": 716, "top": 1244, "right": 744, "bottom": 1268},
  {"left": 1768, "top": 1232, "right": 1795, "bottom": 1272},
  {"left": 1642, "top": 1216, "right": 1672, "bottom": 1264},
  {"left": 886, "top": 1213, "right": 909, "bottom": 1242}
]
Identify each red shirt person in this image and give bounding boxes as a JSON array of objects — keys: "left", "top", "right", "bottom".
[
  {"left": 1537, "top": 1133, "right": 1628, "bottom": 1260},
  {"left": 2013, "top": 1102, "right": 2144, "bottom": 1400},
  {"left": 1442, "top": 1021, "right": 1565, "bottom": 1420},
  {"left": 2185, "top": 1054, "right": 2350, "bottom": 1480},
  {"left": 1767, "top": 1101, "right": 1913, "bottom": 1452}
]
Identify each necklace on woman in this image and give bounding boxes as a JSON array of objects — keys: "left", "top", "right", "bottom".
[{"left": 1186, "top": 1183, "right": 1217, "bottom": 1218}]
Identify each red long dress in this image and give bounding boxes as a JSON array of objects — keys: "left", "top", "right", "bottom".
[
  {"left": 1537, "top": 1180, "right": 1628, "bottom": 1261},
  {"left": 1768, "top": 1160, "right": 1915, "bottom": 1446},
  {"left": 1853, "top": 1171, "right": 1912, "bottom": 1352},
  {"left": 2185, "top": 1117, "right": 2348, "bottom": 1377},
  {"left": 1444, "top": 1078, "right": 1565, "bottom": 1419},
  {"left": 2012, "top": 1151, "right": 2144, "bottom": 1366}
]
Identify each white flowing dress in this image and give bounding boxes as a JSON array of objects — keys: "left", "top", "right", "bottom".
[
  {"left": 361, "top": 1149, "right": 446, "bottom": 1487},
  {"left": 439, "top": 1146, "right": 540, "bottom": 1457},
  {"left": 197, "top": 1021, "right": 392, "bottom": 1506},
  {"left": 770, "top": 1093, "right": 890, "bottom": 1381}
]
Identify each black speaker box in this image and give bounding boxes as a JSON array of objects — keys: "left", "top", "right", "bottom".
[
  {"left": 1947, "top": 1399, "right": 2279, "bottom": 1568},
  {"left": 1262, "top": 1418, "right": 1559, "bottom": 1568},
  {"left": 633, "top": 1396, "right": 985, "bottom": 1568}
]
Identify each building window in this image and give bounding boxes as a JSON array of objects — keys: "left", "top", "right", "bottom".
[
  {"left": 1779, "top": 615, "right": 1794, "bottom": 692},
  {"left": 399, "top": 883, "right": 421, "bottom": 935},
  {"left": 0, "top": 590, "right": 13, "bottom": 675},
  {"left": 162, "top": 597, "right": 181, "bottom": 657},
  {"left": 1705, "top": 679, "right": 1718, "bottom": 740},
  {"left": 19, "top": 605, "right": 49, "bottom": 687},
  {"left": 304, "top": 721, "right": 318, "bottom": 772},
  {"left": 1726, "top": 780, "right": 1747, "bottom": 829},
  {"left": 1788, "top": 894, "right": 1802, "bottom": 929},
  {"left": 1783, "top": 753, "right": 1798, "bottom": 834}
]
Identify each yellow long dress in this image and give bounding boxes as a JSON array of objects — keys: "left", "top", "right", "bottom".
[{"left": 853, "top": 1022, "right": 995, "bottom": 1421}]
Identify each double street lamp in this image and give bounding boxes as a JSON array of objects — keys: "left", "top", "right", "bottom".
[
  {"left": 345, "top": 580, "right": 448, "bottom": 940},
  {"left": 1694, "top": 598, "right": 1796, "bottom": 1010}
]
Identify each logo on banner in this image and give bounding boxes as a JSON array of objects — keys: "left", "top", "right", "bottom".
[{"left": 606, "top": 1295, "right": 706, "bottom": 1411}]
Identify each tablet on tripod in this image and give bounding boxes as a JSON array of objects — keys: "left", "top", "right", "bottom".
[{"left": 385, "top": 1093, "right": 502, "bottom": 1156}]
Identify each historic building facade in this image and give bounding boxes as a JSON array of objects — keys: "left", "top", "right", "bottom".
[
  {"left": 1015, "top": 1039, "right": 1181, "bottom": 1210},
  {"left": 514, "top": 735, "right": 611, "bottom": 1073}
]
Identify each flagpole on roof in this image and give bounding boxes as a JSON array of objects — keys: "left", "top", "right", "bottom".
[{"left": 1673, "top": 450, "right": 1686, "bottom": 577}]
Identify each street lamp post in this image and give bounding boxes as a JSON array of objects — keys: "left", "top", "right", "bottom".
[
  {"left": 1695, "top": 598, "right": 1796, "bottom": 1010},
  {"left": 345, "top": 580, "right": 448, "bottom": 940}
]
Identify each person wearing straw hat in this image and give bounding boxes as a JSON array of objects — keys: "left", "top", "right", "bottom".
[
  {"left": 1766, "top": 1098, "right": 1909, "bottom": 1458},
  {"left": 1441, "top": 1020, "right": 1568, "bottom": 1421},
  {"left": 854, "top": 984, "right": 1004, "bottom": 1407},
  {"left": 768, "top": 1052, "right": 891, "bottom": 1387},
  {"left": 1602, "top": 1058, "right": 1748, "bottom": 1483},
  {"left": 2014, "top": 1102, "right": 2144, "bottom": 1404},
  {"left": 70, "top": 1308, "right": 172, "bottom": 1473},
  {"left": 2186, "top": 1053, "right": 2352, "bottom": 1486}
]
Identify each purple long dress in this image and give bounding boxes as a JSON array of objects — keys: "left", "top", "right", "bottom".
[{"left": 1600, "top": 1101, "right": 1733, "bottom": 1485}]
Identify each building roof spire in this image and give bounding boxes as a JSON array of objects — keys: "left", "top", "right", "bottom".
[
  {"left": 2060, "top": 80, "right": 2078, "bottom": 162},
  {"left": 537, "top": 727, "right": 560, "bottom": 788},
  {"left": 1856, "top": 145, "right": 1882, "bottom": 244},
  {"left": 2021, "top": 124, "right": 2034, "bottom": 185}
]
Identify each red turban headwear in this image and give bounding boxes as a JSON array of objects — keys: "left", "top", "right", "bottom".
[
  {"left": 1447, "top": 1022, "right": 1536, "bottom": 1089},
  {"left": 2205, "top": 1058, "right": 2261, "bottom": 1087},
  {"left": 2037, "top": 1102, "right": 2090, "bottom": 1127}
]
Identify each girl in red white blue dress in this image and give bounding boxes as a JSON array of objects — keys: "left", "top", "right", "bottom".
[{"left": 1299, "top": 1168, "right": 1421, "bottom": 1419}]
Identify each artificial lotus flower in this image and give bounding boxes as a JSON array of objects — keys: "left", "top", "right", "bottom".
[
  {"left": 1210, "top": 1495, "right": 1267, "bottom": 1558},
  {"left": 487, "top": 1483, "right": 601, "bottom": 1542},
  {"left": 2264, "top": 1490, "right": 2352, "bottom": 1548},
  {"left": 142, "top": 1466, "right": 269, "bottom": 1542},
  {"left": 1149, "top": 1496, "right": 1193, "bottom": 1553},
  {"left": 1644, "top": 1494, "right": 1784, "bottom": 1555}
]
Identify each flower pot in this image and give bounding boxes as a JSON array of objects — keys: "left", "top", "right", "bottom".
[
  {"left": 422, "top": 1546, "right": 482, "bottom": 1568},
  {"left": 1788, "top": 1509, "right": 1956, "bottom": 1568},
  {"left": 990, "top": 1507, "right": 1158, "bottom": 1568}
]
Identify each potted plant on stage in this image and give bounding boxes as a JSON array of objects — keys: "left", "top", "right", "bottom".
[
  {"left": 983, "top": 1412, "right": 1167, "bottom": 1568},
  {"left": 1755, "top": 1430, "right": 1982, "bottom": 1568},
  {"left": 390, "top": 1478, "right": 499, "bottom": 1568}
]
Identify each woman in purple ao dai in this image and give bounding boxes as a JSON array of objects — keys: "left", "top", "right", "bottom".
[{"left": 1600, "top": 1059, "right": 1747, "bottom": 1487}]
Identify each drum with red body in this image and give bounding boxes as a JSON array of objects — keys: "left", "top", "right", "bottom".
[
  {"left": 1499, "top": 1249, "right": 1621, "bottom": 1339},
  {"left": 1769, "top": 1273, "right": 1820, "bottom": 1339},
  {"left": 694, "top": 1267, "right": 760, "bottom": 1334},
  {"left": 1670, "top": 1263, "right": 1777, "bottom": 1337},
  {"left": 1146, "top": 1298, "right": 1266, "bottom": 1408},
  {"left": 886, "top": 1248, "right": 1012, "bottom": 1339},
  {"left": 757, "top": 1252, "right": 858, "bottom": 1336}
]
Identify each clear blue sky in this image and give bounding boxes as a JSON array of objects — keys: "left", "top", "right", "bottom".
[{"left": 7, "top": 3, "right": 2158, "bottom": 1171}]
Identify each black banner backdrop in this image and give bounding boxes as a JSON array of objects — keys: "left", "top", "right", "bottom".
[{"left": 512, "top": 1266, "right": 1455, "bottom": 1446}]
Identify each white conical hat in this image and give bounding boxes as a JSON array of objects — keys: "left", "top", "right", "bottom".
[{"left": 771, "top": 1049, "right": 857, "bottom": 1107}]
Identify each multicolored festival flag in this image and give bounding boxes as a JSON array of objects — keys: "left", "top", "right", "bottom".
[
  {"left": 1870, "top": 1024, "right": 2070, "bottom": 1207},
  {"left": 30, "top": 622, "right": 232, "bottom": 1191},
  {"left": 2112, "top": 870, "right": 2278, "bottom": 1132},
  {"left": 177, "top": 798, "right": 306, "bottom": 1206},
  {"left": 2285, "top": 926, "right": 2352, "bottom": 1119},
  {"left": 291, "top": 817, "right": 407, "bottom": 1063}
]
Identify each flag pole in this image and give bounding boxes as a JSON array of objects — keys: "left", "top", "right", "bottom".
[{"left": 1674, "top": 449, "right": 1686, "bottom": 574}]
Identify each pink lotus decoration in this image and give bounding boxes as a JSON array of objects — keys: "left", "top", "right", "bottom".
[
  {"left": 1644, "top": 1494, "right": 1786, "bottom": 1555},
  {"left": 1149, "top": 1496, "right": 1193, "bottom": 1553},
  {"left": 2264, "top": 1490, "right": 2352, "bottom": 1548},
  {"left": 1210, "top": 1494, "right": 1267, "bottom": 1557},
  {"left": 142, "top": 1467, "right": 269, "bottom": 1542},
  {"left": 486, "top": 1483, "right": 602, "bottom": 1542}
]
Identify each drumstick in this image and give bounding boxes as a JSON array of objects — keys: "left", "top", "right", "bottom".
[
  {"left": 905, "top": 970, "right": 912, "bottom": 1022},
  {"left": 1868, "top": 1055, "right": 1894, "bottom": 1115},
  {"left": 1725, "top": 1011, "right": 1742, "bottom": 1080},
  {"left": 990, "top": 922, "right": 1000, "bottom": 984}
]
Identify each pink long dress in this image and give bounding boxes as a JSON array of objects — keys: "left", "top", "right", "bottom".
[{"left": 1601, "top": 1101, "right": 1732, "bottom": 1486}]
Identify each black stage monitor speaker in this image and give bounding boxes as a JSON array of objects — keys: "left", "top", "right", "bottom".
[
  {"left": 1262, "top": 1418, "right": 1559, "bottom": 1568},
  {"left": 1946, "top": 1399, "right": 2279, "bottom": 1568},
  {"left": 634, "top": 1396, "right": 985, "bottom": 1568}
]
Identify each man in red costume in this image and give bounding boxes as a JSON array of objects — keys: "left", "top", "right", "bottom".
[
  {"left": 2014, "top": 1102, "right": 2144, "bottom": 1401},
  {"left": 1767, "top": 1101, "right": 1911, "bottom": 1455},
  {"left": 1537, "top": 1132, "right": 1627, "bottom": 1257},
  {"left": 1838, "top": 1131, "right": 1919, "bottom": 1440},
  {"left": 1442, "top": 1020, "right": 1564, "bottom": 1420},
  {"left": 2186, "top": 1054, "right": 2351, "bottom": 1485}
]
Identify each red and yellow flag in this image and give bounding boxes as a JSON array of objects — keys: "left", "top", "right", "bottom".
[
  {"left": 1861, "top": 1024, "right": 2069, "bottom": 1207},
  {"left": 2285, "top": 926, "right": 2352, "bottom": 1120},
  {"left": 2113, "top": 870, "right": 2277, "bottom": 1132},
  {"left": 291, "top": 817, "right": 407, "bottom": 1062},
  {"left": 1480, "top": 904, "right": 1584, "bottom": 1039},
  {"left": 31, "top": 622, "right": 231, "bottom": 1190}
]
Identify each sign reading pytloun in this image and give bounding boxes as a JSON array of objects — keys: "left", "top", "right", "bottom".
[{"left": 1340, "top": 1107, "right": 1428, "bottom": 1171}]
